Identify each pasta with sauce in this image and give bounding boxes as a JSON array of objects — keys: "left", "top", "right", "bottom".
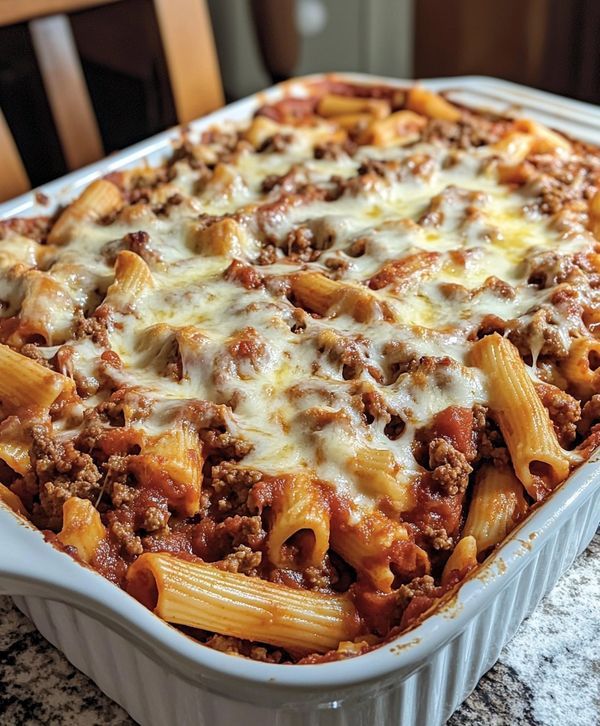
[{"left": 0, "top": 81, "right": 599, "bottom": 663}]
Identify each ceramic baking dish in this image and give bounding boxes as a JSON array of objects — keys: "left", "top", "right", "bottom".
[{"left": 0, "top": 75, "right": 599, "bottom": 726}]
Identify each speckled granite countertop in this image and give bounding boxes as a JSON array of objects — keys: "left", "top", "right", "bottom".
[{"left": 0, "top": 533, "right": 598, "bottom": 726}]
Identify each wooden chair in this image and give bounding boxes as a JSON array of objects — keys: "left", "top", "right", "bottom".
[{"left": 0, "top": 0, "right": 224, "bottom": 202}]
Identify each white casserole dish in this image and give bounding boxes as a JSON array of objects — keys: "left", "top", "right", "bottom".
[{"left": 0, "top": 75, "right": 599, "bottom": 726}]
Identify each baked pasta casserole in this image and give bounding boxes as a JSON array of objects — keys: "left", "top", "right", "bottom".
[{"left": 1, "top": 80, "right": 599, "bottom": 663}]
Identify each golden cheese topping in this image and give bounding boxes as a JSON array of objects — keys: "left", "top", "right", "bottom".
[{"left": 1, "top": 113, "right": 597, "bottom": 515}]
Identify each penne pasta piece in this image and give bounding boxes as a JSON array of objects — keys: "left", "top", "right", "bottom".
[
  {"left": 333, "top": 286, "right": 394, "bottom": 323},
  {"left": 513, "top": 118, "right": 571, "bottom": 154},
  {"left": 0, "top": 344, "right": 75, "bottom": 413},
  {"left": 57, "top": 497, "right": 106, "bottom": 563},
  {"left": 267, "top": 474, "right": 330, "bottom": 569},
  {"left": 368, "top": 251, "right": 442, "bottom": 290},
  {"left": 492, "top": 131, "right": 536, "bottom": 163},
  {"left": 330, "top": 509, "right": 429, "bottom": 592},
  {"left": 0, "top": 234, "right": 41, "bottom": 269},
  {"left": 127, "top": 552, "right": 361, "bottom": 653},
  {"left": 9, "top": 271, "right": 76, "bottom": 346},
  {"left": 136, "top": 323, "right": 211, "bottom": 384},
  {"left": 496, "top": 161, "right": 534, "bottom": 185},
  {"left": 103, "top": 250, "right": 155, "bottom": 313},
  {"left": 463, "top": 464, "right": 528, "bottom": 553},
  {"left": 406, "top": 86, "right": 461, "bottom": 122},
  {"left": 560, "top": 337, "right": 600, "bottom": 400},
  {"left": 291, "top": 272, "right": 393, "bottom": 323},
  {"left": 331, "top": 112, "right": 373, "bottom": 131},
  {"left": 136, "top": 323, "right": 199, "bottom": 378},
  {"left": 243, "top": 116, "right": 282, "bottom": 148},
  {"left": 48, "top": 179, "right": 122, "bottom": 245},
  {"left": 362, "top": 110, "right": 427, "bottom": 146},
  {"left": 202, "top": 163, "right": 246, "bottom": 200},
  {"left": 128, "top": 424, "right": 203, "bottom": 516},
  {"left": 317, "top": 93, "right": 390, "bottom": 119},
  {"left": 588, "top": 189, "right": 600, "bottom": 240},
  {"left": 175, "top": 326, "right": 211, "bottom": 378},
  {"left": 135, "top": 322, "right": 176, "bottom": 357},
  {"left": 0, "top": 482, "right": 28, "bottom": 517},
  {"left": 0, "top": 438, "right": 30, "bottom": 475},
  {"left": 441, "top": 535, "right": 477, "bottom": 586},
  {"left": 192, "top": 217, "right": 249, "bottom": 257},
  {"left": 291, "top": 271, "right": 342, "bottom": 315},
  {"left": 349, "top": 447, "right": 415, "bottom": 511},
  {"left": 0, "top": 419, "right": 31, "bottom": 475},
  {"left": 470, "top": 334, "right": 570, "bottom": 499}
]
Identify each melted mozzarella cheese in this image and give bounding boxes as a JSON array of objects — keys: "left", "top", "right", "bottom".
[{"left": 2, "top": 120, "right": 597, "bottom": 512}]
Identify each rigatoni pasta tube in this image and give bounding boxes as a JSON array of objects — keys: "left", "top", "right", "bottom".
[
  {"left": 8, "top": 271, "right": 76, "bottom": 346},
  {"left": 291, "top": 272, "right": 345, "bottom": 316},
  {"left": 560, "top": 337, "right": 600, "bottom": 400},
  {"left": 470, "top": 334, "right": 570, "bottom": 499},
  {"left": 291, "top": 272, "right": 392, "bottom": 323},
  {"left": 492, "top": 131, "right": 535, "bottom": 163},
  {"left": 103, "top": 250, "right": 154, "bottom": 313},
  {"left": 368, "top": 251, "right": 441, "bottom": 291},
  {"left": 330, "top": 509, "right": 429, "bottom": 592},
  {"left": 48, "top": 179, "right": 122, "bottom": 245},
  {"left": 441, "top": 535, "right": 477, "bottom": 586},
  {"left": 513, "top": 118, "right": 571, "bottom": 154},
  {"left": 349, "top": 447, "right": 415, "bottom": 511},
  {"left": 463, "top": 464, "right": 528, "bottom": 554},
  {"left": 128, "top": 424, "right": 203, "bottom": 516},
  {"left": 317, "top": 93, "right": 390, "bottom": 119},
  {"left": 243, "top": 116, "right": 281, "bottom": 148},
  {"left": 0, "top": 482, "right": 27, "bottom": 516},
  {"left": 58, "top": 497, "right": 106, "bottom": 563},
  {"left": 0, "top": 419, "right": 31, "bottom": 475},
  {"left": 332, "top": 113, "right": 373, "bottom": 131},
  {"left": 362, "top": 110, "right": 426, "bottom": 147},
  {"left": 193, "top": 217, "right": 248, "bottom": 257},
  {"left": 267, "top": 474, "right": 330, "bottom": 569},
  {"left": 588, "top": 190, "right": 600, "bottom": 240},
  {"left": 0, "top": 344, "right": 75, "bottom": 412},
  {"left": 126, "top": 553, "right": 361, "bottom": 653},
  {"left": 406, "top": 86, "right": 461, "bottom": 122}
]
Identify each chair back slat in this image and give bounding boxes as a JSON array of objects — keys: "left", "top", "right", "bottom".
[
  {"left": 0, "top": 0, "right": 119, "bottom": 26},
  {"left": 30, "top": 13, "right": 104, "bottom": 170},
  {"left": 0, "top": 109, "right": 30, "bottom": 201},
  {"left": 0, "top": 0, "right": 224, "bottom": 202},
  {"left": 153, "top": 0, "right": 224, "bottom": 123}
]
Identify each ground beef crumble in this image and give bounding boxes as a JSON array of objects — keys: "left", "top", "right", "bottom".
[
  {"left": 428, "top": 437, "right": 472, "bottom": 495},
  {"left": 20, "top": 343, "right": 51, "bottom": 367},
  {"left": 108, "top": 517, "right": 143, "bottom": 557},
  {"left": 535, "top": 382, "right": 581, "bottom": 447},
  {"left": 30, "top": 424, "right": 101, "bottom": 529},
  {"left": 421, "top": 525, "right": 453, "bottom": 551},
  {"left": 218, "top": 544, "right": 262, "bottom": 575},
  {"left": 73, "top": 309, "right": 111, "bottom": 347},
  {"left": 203, "top": 634, "right": 284, "bottom": 663},
  {"left": 578, "top": 394, "right": 600, "bottom": 435},
  {"left": 210, "top": 462, "right": 262, "bottom": 513},
  {"left": 472, "top": 403, "right": 510, "bottom": 465}
]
